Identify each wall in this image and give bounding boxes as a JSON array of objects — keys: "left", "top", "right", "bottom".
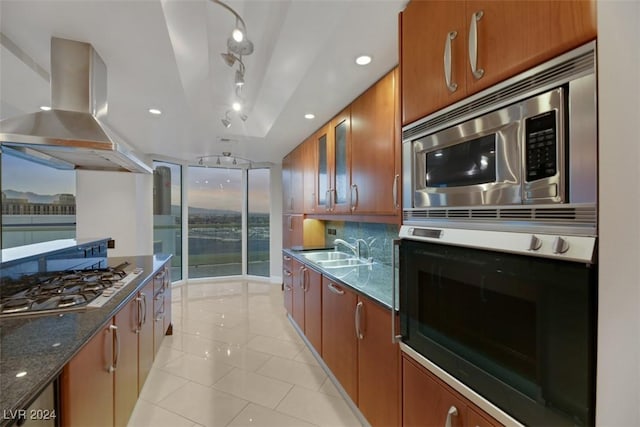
[
  {"left": 76, "top": 170, "right": 153, "bottom": 257},
  {"left": 596, "top": 1, "right": 640, "bottom": 425}
]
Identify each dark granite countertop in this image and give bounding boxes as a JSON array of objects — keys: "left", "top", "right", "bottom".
[
  {"left": 0, "top": 254, "right": 171, "bottom": 426},
  {"left": 284, "top": 249, "right": 398, "bottom": 311}
]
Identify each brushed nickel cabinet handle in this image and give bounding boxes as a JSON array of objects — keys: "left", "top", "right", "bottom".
[
  {"left": 445, "top": 405, "right": 459, "bottom": 427},
  {"left": 469, "top": 10, "right": 485, "bottom": 80},
  {"left": 327, "top": 282, "right": 344, "bottom": 295},
  {"left": 444, "top": 31, "right": 458, "bottom": 92},
  {"left": 392, "top": 174, "right": 400, "bottom": 209},
  {"left": 350, "top": 184, "right": 359, "bottom": 212},
  {"left": 355, "top": 301, "right": 364, "bottom": 340},
  {"left": 108, "top": 325, "right": 119, "bottom": 373}
]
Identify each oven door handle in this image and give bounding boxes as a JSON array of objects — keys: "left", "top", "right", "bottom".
[{"left": 391, "top": 239, "right": 403, "bottom": 344}]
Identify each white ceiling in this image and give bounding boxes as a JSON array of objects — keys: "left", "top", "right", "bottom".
[{"left": 0, "top": 0, "right": 407, "bottom": 166}]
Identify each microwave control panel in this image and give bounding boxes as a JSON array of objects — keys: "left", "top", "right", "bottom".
[{"left": 525, "top": 111, "right": 557, "bottom": 182}]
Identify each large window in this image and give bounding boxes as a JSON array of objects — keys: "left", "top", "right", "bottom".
[
  {"left": 247, "top": 168, "right": 270, "bottom": 277},
  {"left": 153, "top": 161, "right": 182, "bottom": 281},
  {"left": 1, "top": 152, "right": 76, "bottom": 249},
  {"left": 188, "top": 166, "right": 242, "bottom": 278}
]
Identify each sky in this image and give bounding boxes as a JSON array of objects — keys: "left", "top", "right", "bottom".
[{"left": 1, "top": 153, "right": 75, "bottom": 195}]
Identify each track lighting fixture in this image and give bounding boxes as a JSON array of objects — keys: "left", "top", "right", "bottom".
[
  {"left": 197, "top": 152, "right": 253, "bottom": 168},
  {"left": 212, "top": 0, "right": 253, "bottom": 128}
]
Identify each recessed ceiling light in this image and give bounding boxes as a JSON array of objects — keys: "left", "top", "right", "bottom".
[
  {"left": 355, "top": 55, "right": 372, "bottom": 66},
  {"left": 40, "top": 106, "right": 51, "bottom": 111},
  {"left": 148, "top": 108, "right": 162, "bottom": 115},
  {"left": 304, "top": 113, "right": 315, "bottom": 119}
]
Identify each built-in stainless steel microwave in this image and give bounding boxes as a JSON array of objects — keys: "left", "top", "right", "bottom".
[{"left": 402, "top": 42, "right": 598, "bottom": 236}]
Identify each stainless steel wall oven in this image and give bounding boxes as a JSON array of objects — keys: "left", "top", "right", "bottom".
[{"left": 398, "top": 42, "right": 598, "bottom": 426}]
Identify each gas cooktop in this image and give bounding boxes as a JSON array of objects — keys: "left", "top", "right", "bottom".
[{"left": 0, "top": 262, "right": 143, "bottom": 318}]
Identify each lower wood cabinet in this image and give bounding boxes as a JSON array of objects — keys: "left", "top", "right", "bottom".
[
  {"left": 357, "top": 297, "right": 400, "bottom": 427},
  {"left": 60, "top": 324, "right": 116, "bottom": 427},
  {"left": 302, "top": 266, "right": 322, "bottom": 353},
  {"left": 402, "top": 355, "right": 501, "bottom": 427},
  {"left": 114, "top": 296, "right": 140, "bottom": 427},
  {"left": 283, "top": 253, "right": 294, "bottom": 315},
  {"left": 137, "top": 281, "right": 154, "bottom": 393},
  {"left": 61, "top": 262, "right": 172, "bottom": 427},
  {"left": 153, "top": 265, "right": 172, "bottom": 355},
  {"left": 321, "top": 277, "right": 359, "bottom": 403}
]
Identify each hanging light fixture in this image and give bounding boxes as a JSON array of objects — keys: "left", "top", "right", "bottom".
[
  {"left": 221, "top": 111, "right": 231, "bottom": 128},
  {"left": 212, "top": 0, "right": 254, "bottom": 128}
]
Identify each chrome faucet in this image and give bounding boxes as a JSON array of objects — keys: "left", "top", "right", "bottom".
[
  {"left": 333, "top": 238, "right": 358, "bottom": 257},
  {"left": 334, "top": 238, "right": 370, "bottom": 261}
]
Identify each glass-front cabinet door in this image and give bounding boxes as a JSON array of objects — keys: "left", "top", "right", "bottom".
[
  {"left": 316, "top": 127, "right": 329, "bottom": 211},
  {"left": 330, "top": 107, "right": 351, "bottom": 213}
]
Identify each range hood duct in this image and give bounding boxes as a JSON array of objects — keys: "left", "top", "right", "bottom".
[{"left": 0, "top": 37, "right": 152, "bottom": 173}]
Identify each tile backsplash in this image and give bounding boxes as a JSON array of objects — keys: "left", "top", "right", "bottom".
[{"left": 324, "top": 221, "right": 399, "bottom": 265}]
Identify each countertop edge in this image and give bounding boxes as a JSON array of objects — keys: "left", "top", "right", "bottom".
[{"left": 283, "top": 248, "right": 395, "bottom": 311}]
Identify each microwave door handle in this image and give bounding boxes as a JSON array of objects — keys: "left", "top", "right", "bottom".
[
  {"left": 391, "top": 239, "right": 402, "bottom": 344},
  {"left": 468, "top": 10, "right": 485, "bottom": 80},
  {"left": 444, "top": 31, "right": 458, "bottom": 92}
]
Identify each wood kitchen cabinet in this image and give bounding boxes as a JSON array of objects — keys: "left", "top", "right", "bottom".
[
  {"left": 114, "top": 297, "right": 139, "bottom": 427},
  {"left": 400, "top": 0, "right": 596, "bottom": 125},
  {"left": 153, "top": 265, "right": 172, "bottom": 355},
  {"left": 291, "top": 258, "right": 306, "bottom": 331},
  {"left": 322, "top": 276, "right": 358, "bottom": 402},
  {"left": 303, "top": 265, "right": 322, "bottom": 353},
  {"left": 60, "top": 324, "right": 115, "bottom": 427},
  {"left": 302, "top": 136, "right": 318, "bottom": 214},
  {"left": 282, "top": 146, "right": 304, "bottom": 214},
  {"left": 137, "top": 281, "right": 154, "bottom": 393},
  {"left": 321, "top": 276, "right": 400, "bottom": 426},
  {"left": 282, "top": 214, "right": 303, "bottom": 249},
  {"left": 350, "top": 68, "right": 400, "bottom": 216},
  {"left": 403, "top": 355, "right": 502, "bottom": 427},
  {"left": 283, "top": 253, "right": 294, "bottom": 315},
  {"left": 357, "top": 297, "right": 400, "bottom": 427},
  {"left": 315, "top": 108, "right": 352, "bottom": 214}
]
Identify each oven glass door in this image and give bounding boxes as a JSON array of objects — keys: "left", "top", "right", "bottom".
[{"left": 400, "top": 239, "right": 596, "bottom": 426}]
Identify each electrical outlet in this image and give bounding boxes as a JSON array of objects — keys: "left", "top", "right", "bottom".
[{"left": 327, "top": 228, "right": 337, "bottom": 235}]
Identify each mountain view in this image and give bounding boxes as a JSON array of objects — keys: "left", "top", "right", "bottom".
[{"left": 3, "top": 189, "right": 74, "bottom": 204}]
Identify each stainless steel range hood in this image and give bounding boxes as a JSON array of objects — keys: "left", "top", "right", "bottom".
[{"left": 0, "top": 37, "right": 152, "bottom": 173}]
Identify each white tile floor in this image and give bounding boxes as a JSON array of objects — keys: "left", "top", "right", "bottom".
[{"left": 127, "top": 280, "right": 363, "bottom": 427}]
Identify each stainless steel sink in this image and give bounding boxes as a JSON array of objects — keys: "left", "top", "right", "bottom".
[{"left": 301, "top": 251, "right": 352, "bottom": 262}]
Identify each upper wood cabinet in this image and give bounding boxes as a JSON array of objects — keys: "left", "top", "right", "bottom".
[
  {"left": 282, "top": 146, "right": 304, "bottom": 214},
  {"left": 400, "top": 0, "right": 596, "bottom": 125},
  {"left": 351, "top": 68, "right": 400, "bottom": 216},
  {"left": 289, "top": 67, "right": 400, "bottom": 222},
  {"left": 314, "top": 107, "right": 352, "bottom": 214}
]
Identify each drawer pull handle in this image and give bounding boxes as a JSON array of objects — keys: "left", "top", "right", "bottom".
[{"left": 327, "top": 283, "right": 344, "bottom": 295}]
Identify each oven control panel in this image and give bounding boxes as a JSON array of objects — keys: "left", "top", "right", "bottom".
[
  {"left": 399, "top": 226, "right": 596, "bottom": 263},
  {"left": 87, "top": 268, "right": 143, "bottom": 308}
]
